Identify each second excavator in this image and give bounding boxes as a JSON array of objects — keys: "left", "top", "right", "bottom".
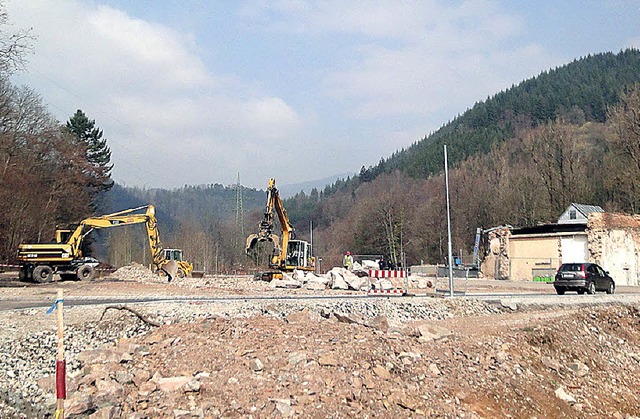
[
  {"left": 17, "top": 205, "right": 193, "bottom": 283},
  {"left": 246, "top": 178, "right": 315, "bottom": 280}
]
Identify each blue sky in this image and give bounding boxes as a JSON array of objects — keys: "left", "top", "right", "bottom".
[{"left": 7, "top": 1, "right": 640, "bottom": 189}]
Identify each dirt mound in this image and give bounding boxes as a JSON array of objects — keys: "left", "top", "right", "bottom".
[
  {"left": 61, "top": 304, "right": 640, "bottom": 417},
  {"left": 104, "top": 262, "right": 167, "bottom": 283}
]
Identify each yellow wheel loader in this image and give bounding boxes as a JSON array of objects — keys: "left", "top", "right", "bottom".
[{"left": 17, "top": 205, "right": 193, "bottom": 282}]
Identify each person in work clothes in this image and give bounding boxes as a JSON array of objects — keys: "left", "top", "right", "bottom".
[{"left": 343, "top": 251, "right": 354, "bottom": 271}]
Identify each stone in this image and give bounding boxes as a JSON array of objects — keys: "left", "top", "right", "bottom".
[
  {"left": 555, "top": 386, "right": 576, "bottom": 403},
  {"left": 250, "top": 358, "right": 264, "bottom": 371},
  {"left": 288, "top": 351, "right": 307, "bottom": 366},
  {"left": 417, "top": 324, "right": 451, "bottom": 341},
  {"left": 373, "top": 365, "right": 392, "bottom": 380},
  {"left": 567, "top": 361, "right": 589, "bottom": 377},
  {"left": 318, "top": 354, "right": 339, "bottom": 366},
  {"left": 541, "top": 356, "right": 561, "bottom": 371},
  {"left": 115, "top": 370, "right": 134, "bottom": 384},
  {"left": 156, "top": 376, "right": 192, "bottom": 392},
  {"left": 428, "top": 364, "right": 441, "bottom": 376}
]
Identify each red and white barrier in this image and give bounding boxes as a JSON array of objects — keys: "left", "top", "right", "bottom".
[
  {"left": 367, "top": 269, "right": 407, "bottom": 278},
  {"left": 368, "top": 288, "right": 406, "bottom": 296}
]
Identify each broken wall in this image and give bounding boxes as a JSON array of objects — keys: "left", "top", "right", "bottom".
[
  {"left": 480, "top": 227, "right": 511, "bottom": 280},
  {"left": 588, "top": 213, "right": 640, "bottom": 286}
]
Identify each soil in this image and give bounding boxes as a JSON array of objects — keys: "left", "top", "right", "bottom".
[{"left": 0, "top": 269, "right": 639, "bottom": 418}]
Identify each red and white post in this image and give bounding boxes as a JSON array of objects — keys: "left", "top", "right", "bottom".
[{"left": 54, "top": 289, "right": 66, "bottom": 418}]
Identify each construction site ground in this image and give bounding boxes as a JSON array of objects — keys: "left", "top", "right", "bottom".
[{"left": 0, "top": 268, "right": 639, "bottom": 418}]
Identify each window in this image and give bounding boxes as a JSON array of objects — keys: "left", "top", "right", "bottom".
[{"left": 569, "top": 209, "right": 577, "bottom": 219}]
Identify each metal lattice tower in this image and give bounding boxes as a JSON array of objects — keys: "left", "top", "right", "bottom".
[{"left": 235, "top": 173, "right": 244, "bottom": 236}]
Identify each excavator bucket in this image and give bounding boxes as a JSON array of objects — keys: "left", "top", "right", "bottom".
[
  {"left": 245, "top": 233, "right": 261, "bottom": 255},
  {"left": 161, "top": 260, "right": 179, "bottom": 282},
  {"left": 246, "top": 233, "right": 282, "bottom": 264}
]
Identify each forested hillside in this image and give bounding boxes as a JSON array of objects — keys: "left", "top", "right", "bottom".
[{"left": 287, "top": 49, "right": 640, "bottom": 269}]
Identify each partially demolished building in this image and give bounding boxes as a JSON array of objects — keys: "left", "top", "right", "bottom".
[{"left": 480, "top": 204, "right": 640, "bottom": 286}]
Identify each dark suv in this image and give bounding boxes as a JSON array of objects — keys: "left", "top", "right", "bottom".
[{"left": 554, "top": 263, "right": 615, "bottom": 295}]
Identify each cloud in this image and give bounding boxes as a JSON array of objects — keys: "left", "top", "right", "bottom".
[
  {"left": 242, "top": 0, "right": 551, "bottom": 122},
  {"left": 7, "top": 0, "right": 305, "bottom": 188}
]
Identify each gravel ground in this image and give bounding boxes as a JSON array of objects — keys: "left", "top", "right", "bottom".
[{"left": 0, "top": 267, "right": 639, "bottom": 417}]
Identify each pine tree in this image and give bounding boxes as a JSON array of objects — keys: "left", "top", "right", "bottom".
[{"left": 66, "top": 109, "right": 114, "bottom": 203}]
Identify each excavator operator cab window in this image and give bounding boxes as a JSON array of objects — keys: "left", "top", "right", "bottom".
[
  {"left": 56, "top": 230, "right": 73, "bottom": 244},
  {"left": 287, "top": 240, "right": 311, "bottom": 268},
  {"left": 163, "top": 249, "right": 183, "bottom": 261}
]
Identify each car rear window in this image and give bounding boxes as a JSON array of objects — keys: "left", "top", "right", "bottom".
[{"left": 559, "top": 263, "right": 583, "bottom": 272}]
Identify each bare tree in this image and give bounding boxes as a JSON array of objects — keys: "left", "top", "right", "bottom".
[
  {"left": 605, "top": 84, "right": 640, "bottom": 212},
  {"left": 0, "top": 2, "right": 34, "bottom": 76}
]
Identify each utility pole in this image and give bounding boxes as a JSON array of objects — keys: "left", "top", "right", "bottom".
[
  {"left": 444, "top": 145, "right": 454, "bottom": 297},
  {"left": 235, "top": 173, "right": 244, "bottom": 237}
]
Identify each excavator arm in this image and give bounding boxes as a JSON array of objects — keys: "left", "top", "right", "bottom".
[
  {"left": 246, "top": 178, "right": 305, "bottom": 271},
  {"left": 48, "top": 205, "right": 190, "bottom": 279}
]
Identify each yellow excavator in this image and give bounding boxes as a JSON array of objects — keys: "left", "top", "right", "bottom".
[
  {"left": 246, "top": 178, "right": 315, "bottom": 280},
  {"left": 17, "top": 205, "right": 193, "bottom": 283}
]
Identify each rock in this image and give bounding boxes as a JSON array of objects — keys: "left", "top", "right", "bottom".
[
  {"left": 373, "top": 365, "right": 392, "bottom": 380},
  {"left": 567, "top": 361, "right": 589, "bottom": 377},
  {"left": 138, "top": 380, "right": 157, "bottom": 397},
  {"left": 115, "top": 370, "right": 134, "bottom": 384},
  {"left": 274, "top": 398, "right": 293, "bottom": 417},
  {"left": 65, "top": 394, "right": 94, "bottom": 416},
  {"left": 428, "top": 364, "right": 441, "bottom": 376},
  {"left": 250, "top": 358, "right": 264, "bottom": 371},
  {"left": 331, "top": 273, "right": 349, "bottom": 290},
  {"left": 184, "top": 378, "right": 201, "bottom": 392},
  {"left": 318, "top": 354, "right": 339, "bottom": 366},
  {"left": 156, "top": 376, "right": 193, "bottom": 392},
  {"left": 288, "top": 351, "right": 307, "bottom": 366},
  {"left": 555, "top": 386, "right": 576, "bottom": 403},
  {"left": 416, "top": 323, "right": 451, "bottom": 341},
  {"left": 334, "top": 312, "right": 363, "bottom": 325},
  {"left": 89, "top": 405, "right": 122, "bottom": 419},
  {"left": 541, "top": 356, "right": 561, "bottom": 371},
  {"left": 286, "top": 309, "right": 320, "bottom": 324},
  {"left": 365, "top": 315, "right": 389, "bottom": 332},
  {"left": 76, "top": 349, "right": 122, "bottom": 365}
]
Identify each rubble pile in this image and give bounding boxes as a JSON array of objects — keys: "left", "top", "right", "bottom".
[
  {"left": 105, "top": 263, "right": 166, "bottom": 283},
  {"left": 2, "top": 302, "right": 638, "bottom": 417},
  {"left": 0, "top": 297, "right": 503, "bottom": 416}
]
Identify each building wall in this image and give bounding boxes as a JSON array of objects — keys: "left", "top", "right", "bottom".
[
  {"left": 588, "top": 212, "right": 640, "bottom": 286},
  {"left": 509, "top": 236, "right": 562, "bottom": 281}
]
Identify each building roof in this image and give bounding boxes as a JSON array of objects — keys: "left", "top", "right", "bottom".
[{"left": 571, "top": 203, "right": 604, "bottom": 217}]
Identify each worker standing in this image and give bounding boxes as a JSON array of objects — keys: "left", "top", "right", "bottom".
[{"left": 343, "top": 251, "right": 354, "bottom": 271}]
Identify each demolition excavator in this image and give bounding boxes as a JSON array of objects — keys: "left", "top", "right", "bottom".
[
  {"left": 17, "top": 205, "right": 193, "bottom": 283},
  {"left": 246, "top": 178, "right": 315, "bottom": 280}
]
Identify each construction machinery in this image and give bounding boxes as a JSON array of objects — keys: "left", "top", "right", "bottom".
[
  {"left": 17, "top": 205, "right": 193, "bottom": 283},
  {"left": 246, "top": 178, "right": 315, "bottom": 280}
]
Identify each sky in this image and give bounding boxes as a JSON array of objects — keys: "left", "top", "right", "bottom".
[{"left": 6, "top": 0, "right": 640, "bottom": 189}]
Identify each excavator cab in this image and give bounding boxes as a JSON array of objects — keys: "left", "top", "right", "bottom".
[
  {"left": 162, "top": 248, "right": 184, "bottom": 262},
  {"left": 285, "top": 240, "right": 313, "bottom": 269}
]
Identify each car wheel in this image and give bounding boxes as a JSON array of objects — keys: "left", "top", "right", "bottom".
[
  {"left": 606, "top": 281, "right": 615, "bottom": 295},
  {"left": 577, "top": 289, "right": 585, "bottom": 295},
  {"left": 32, "top": 265, "right": 54, "bottom": 283},
  {"left": 555, "top": 287, "right": 566, "bottom": 295},
  {"left": 587, "top": 281, "right": 596, "bottom": 295}
]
